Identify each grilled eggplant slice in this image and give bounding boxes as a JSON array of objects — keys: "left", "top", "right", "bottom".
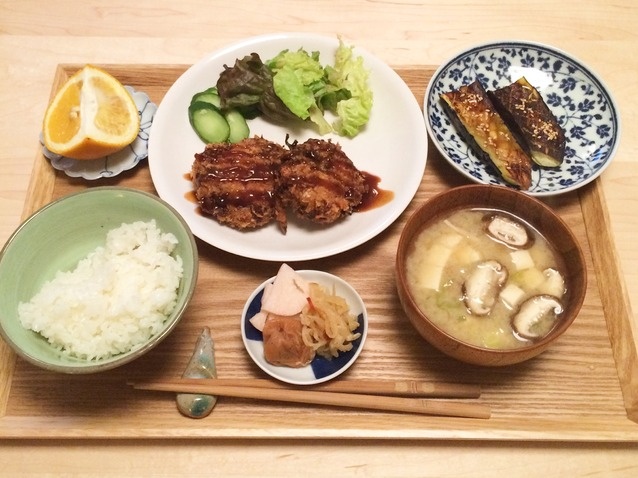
[
  {"left": 490, "top": 77, "right": 565, "bottom": 168},
  {"left": 441, "top": 80, "right": 532, "bottom": 190}
]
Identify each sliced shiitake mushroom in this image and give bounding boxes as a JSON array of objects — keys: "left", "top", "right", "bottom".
[
  {"left": 512, "top": 294, "right": 563, "bottom": 340},
  {"left": 541, "top": 267, "right": 566, "bottom": 298},
  {"left": 483, "top": 213, "right": 533, "bottom": 249},
  {"left": 463, "top": 260, "right": 509, "bottom": 316}
]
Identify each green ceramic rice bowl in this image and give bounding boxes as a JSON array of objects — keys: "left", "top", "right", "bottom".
[{"left": 0, "top": 187, "right": 198, "bottom": 373}]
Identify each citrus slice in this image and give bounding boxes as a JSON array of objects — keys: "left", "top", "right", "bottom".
[{"left": 42, "top": 65, "right": 140, "bottom": 160}]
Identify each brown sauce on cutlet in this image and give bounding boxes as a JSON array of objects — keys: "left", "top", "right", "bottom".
[
  {"left": 190, "top": 148, "right": 279, "bottom": 210},
  {"left": 201, "top": 156, "right": 275, "bottom": 182},
  {"left": 185, "top": 189, "right": 197, "bottom": 203},
  {"left": 357, "top": 172, "right": 394, "bottom": 211},
  {"left": 207, "top": 190, "right": 276, "bottom": 209},
  {"left": 281, "top": 169, "right": 348, "bottom": 196},
  {"left": 279, "top": 146, "right": 394, "bottom": 212},
  {"left": 183, "top": 173, "right": 198, "bottom": 206},
  {"left": 185, "top": 135, "right": 394, "bottom": 222},
  {"left": 185, "top": 170, "right": 393, "bottom": 212},
  {"left": 282, "top": 168, "right": 393, "bottom": 210},
  {"left": 183, "top": 171, "right": 276, "bottom": 208}
]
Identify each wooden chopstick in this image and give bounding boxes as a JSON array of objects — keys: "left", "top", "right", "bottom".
[
  {"left": 144, "top": 378, "right": 480, "bottom": 398},
  {"left": 130, "top": 379, "right": 491, "bottom": 419}
]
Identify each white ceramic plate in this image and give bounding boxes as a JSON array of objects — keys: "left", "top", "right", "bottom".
[
  {"left": 241, "top": 270, "right": 367, "bottom": 385},
  {"left": 148, "top": 33, "right": 427, "bottom": 261},
  {"left": 42, "top": 86, "right": 156, "bottom": 180},
  {"left": 425, "top": 40, "right": 620, "bottom": 196}
]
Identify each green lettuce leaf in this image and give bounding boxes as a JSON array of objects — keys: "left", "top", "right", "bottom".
[
  {"left": 326, "top": 40, "right": 373, "bottom": 137},
  {"left": 214, "top": 41, "right": 373, "bottom": 137},
  {"left": 271, "top": 65, "right": 316, "bottom": 119},
  {"left": 267, "top": 42, "right": 373, "bottom": 136},
  {"left": 268, "top": 49, "right": 328, "bottom": 129}
]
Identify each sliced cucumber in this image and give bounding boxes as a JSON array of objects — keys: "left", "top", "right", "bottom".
[
  {"left": 189, "top": 87, "right": 250, "bottom": 144},
  {"left": 191, "top": 87, "right": 221, "bottom": 109},
  {"left": 188, "top": 101, "right": 230, "bottom": 143},
  {"left": 225, "top": 109, "right": 250, "bottom": 143}
]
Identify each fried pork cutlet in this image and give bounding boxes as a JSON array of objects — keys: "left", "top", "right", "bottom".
[
  {"left": 191, "top": 136, "right": 287, "bottom": 232},
  {"left": 278, "top": 139, "right": 368, "bottom": 224}
]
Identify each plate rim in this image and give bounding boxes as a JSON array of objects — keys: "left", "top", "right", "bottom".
[{"left": 424, "top": 39, "right": 621, "bottom": 197}]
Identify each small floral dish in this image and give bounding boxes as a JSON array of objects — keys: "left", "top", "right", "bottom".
[
  {"left": 41, "top": 86, "right": 157, "bottom": 180},
  {"left": 425, "top": 40, "right": 620, "bottom": 196},
  {"left": 241, "top": 270, "right": 368, "bottom": 385}
]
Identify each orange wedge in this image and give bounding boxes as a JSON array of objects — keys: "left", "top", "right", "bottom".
[{"left": 42, "top": 65, "right": 140, "bottom": 160}]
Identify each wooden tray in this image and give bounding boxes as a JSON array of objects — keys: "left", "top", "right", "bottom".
[{"left": 1, "top": 64, "right": 637, "bottom": 441}]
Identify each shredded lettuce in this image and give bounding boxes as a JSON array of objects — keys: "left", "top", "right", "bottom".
[
  {"left": 327, "top": 40, "right": 373, "bottom": 136},
  {"left": 270, "top": 61, "right": 317, "bottom": 119},
  {"left": 215, "top": 39, "right": 373, "bottom": 137},
  {"left": 268, "top": 40, "right": 373, "bottom": 137}
]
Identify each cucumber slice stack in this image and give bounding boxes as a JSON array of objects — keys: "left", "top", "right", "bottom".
[{"left": 188, "top": 87, "right": 249, "bottom": 144}]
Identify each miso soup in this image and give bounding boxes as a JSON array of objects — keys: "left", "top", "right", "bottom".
[{"left": 405, "top": 207, "right": 568, "bottom": 349}]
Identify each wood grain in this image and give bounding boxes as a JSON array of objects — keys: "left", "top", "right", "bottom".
[
  {"left": 0, "top": 64, "right": 636, "bottom": 440},
  {"left": 580, "top": 182, "right": 638, "bottom": 417}
]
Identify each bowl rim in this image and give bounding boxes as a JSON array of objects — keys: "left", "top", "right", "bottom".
[
  {"left": 0, "top": 186, "right": 199, "bottom": 374},
  {"left": 395, "top": 184, "right": 587, "bottom": 358}
]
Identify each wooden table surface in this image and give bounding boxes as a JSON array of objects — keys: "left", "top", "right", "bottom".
[{"left": 1, "top": 0, "right": 637, "bottom": 476}]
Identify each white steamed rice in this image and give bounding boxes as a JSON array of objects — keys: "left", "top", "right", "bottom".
[{"left": 18, "top": 220, "right": 184, "bottom": 360}]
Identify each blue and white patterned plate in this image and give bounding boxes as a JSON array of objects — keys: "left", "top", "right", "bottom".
[
  {"left": 425, "top": 41, "right": 620, "bottom": 196},
  {"left": 241, "top": 270, "right": 367, "bottom": 386},
  {"left": 41, "top": 86, "right": 157, "bottom": 180}
]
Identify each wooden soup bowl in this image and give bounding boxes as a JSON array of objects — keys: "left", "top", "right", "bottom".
[{"left": 395, "top": 184, "right": 587, "bottom": 366}]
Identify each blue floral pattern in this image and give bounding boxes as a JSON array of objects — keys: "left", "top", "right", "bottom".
[
  {"left": 425, "top": 41, "right": 620, "bottom": 196},
  {"left": 42, "top": 86, "right": 157, "bottom": 180}
]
